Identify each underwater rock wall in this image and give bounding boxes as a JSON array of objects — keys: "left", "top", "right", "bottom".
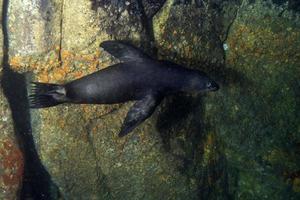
[
  {"left": 0, "top": 0, "right": 299, "bottom": 199},
  {"left": 204, "top": 0, "right": 300, "bottom": 199},
  {"left": 0, "top": 0, "right": 24, "bottom": 198}
]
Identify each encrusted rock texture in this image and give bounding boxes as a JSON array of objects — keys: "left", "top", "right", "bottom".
[
  {"left": 0, "top": 83, "right": 24, "bottom": 200},
  {"left": 203, "top": 1, "right": 300, "bottom": 199},
  {"left": 0, "top": 0, "right": 299, "bottom": 199},
  {"left": 0, "top": 0, "right": 24, "bottom": 199}
]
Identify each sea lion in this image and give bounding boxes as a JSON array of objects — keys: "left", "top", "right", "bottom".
[{"left": 29, "top": 41, "right": 219, "bottom": 137}]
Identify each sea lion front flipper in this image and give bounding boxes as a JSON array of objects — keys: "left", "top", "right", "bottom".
[
  {"left": 100, "top": 40, "right": 151, "bottom": 62},
  {"left": 119, "top": 94, "right": 162, "bottom": 137}
]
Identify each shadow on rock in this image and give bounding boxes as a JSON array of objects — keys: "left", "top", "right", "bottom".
[
  {"left": 156, "top": 60, "right": 252, "bottom": 150},
  {"left": 156, "top": 94, "right": 202, "bottom": 151},
  {"left": 156, "top": 59, "right": 250, "bottom": 199},
  {"left": 1, "top": 66, "right": 61, "bottom": 200}
]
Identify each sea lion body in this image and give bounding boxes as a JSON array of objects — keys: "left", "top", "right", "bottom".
[
  {"left": 65, "top": 61, "right": 195, "bottom": 104},
  {"left": 29, "top": 41, "right": 219, "bottom": 136}
]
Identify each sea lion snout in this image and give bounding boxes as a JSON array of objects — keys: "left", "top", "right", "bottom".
[
  {"left": 207, "top": 80, "right": 219, "bottom": 91},
  {"left": 187, "top": 74, "right": 219, "bottom": 93}
]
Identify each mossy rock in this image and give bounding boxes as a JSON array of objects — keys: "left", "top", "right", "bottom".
[{"left": 203, "top": 1, "right": 300, "bottom": 199}]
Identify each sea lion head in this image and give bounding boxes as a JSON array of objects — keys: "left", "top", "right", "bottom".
[{"left": 186, "top": 71, "right": 219, "bottom": 93}]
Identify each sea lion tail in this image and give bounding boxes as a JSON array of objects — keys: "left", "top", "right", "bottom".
[{"left": 28, "top": 82, "right": 67, "bottom": 108}]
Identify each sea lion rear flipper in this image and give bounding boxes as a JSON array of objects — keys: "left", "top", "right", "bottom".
[
  {"left": 100, "top": 40, "right": 151, "bottom": 62},
  {"left": 119, "top": 94, "right": 163, "bottom": 137},
  {"left": 28, "top": 82, "right": 67, "bottom": 108}
]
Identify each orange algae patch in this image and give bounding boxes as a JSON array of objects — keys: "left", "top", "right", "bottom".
[
  {"left": 52, "top": 68, "right": 67, "bottom": 80},
  {"left": 0, "top": 139, "right": 24, "bottom": 192},
  {"left": 9, "top": 48, "right": 102, "bottom": 81},
  {"left": 9, "top": 49, "right": 61, "bottom": 73},
  {"left": 73, "top": 71, "right": 84, "bottom": 79},
  {"left": 39, "top": 71, "right": 50, "bottom": 82},
  {"left": 9, "top": 56, "right": 22, "bottom": 68},
  {"left": 27, "top": 50, "right": 103, "bottom": 83}
]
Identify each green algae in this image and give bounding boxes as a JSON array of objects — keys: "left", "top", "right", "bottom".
[{"left": 202, "top": 1, "right": 300, "bottom": 199}]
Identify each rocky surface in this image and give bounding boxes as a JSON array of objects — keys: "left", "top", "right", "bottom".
[
  {"left": 27, "top": 0, "right": 199, "bottom": 198},
  {"left": 0, "top": 0, "right": 24, "bottom": 198},
  {"left": 7, "top": 0, "right": 61, "bottom": 64},
  {"left": 0, "top": 75, "right": 24, "bottom": 200},
  {"left": 0, "top": 0, "right": 299, "bottom": 199},
  {"left": 203, "top": 0, "right": 300, "bottom": 198}
]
